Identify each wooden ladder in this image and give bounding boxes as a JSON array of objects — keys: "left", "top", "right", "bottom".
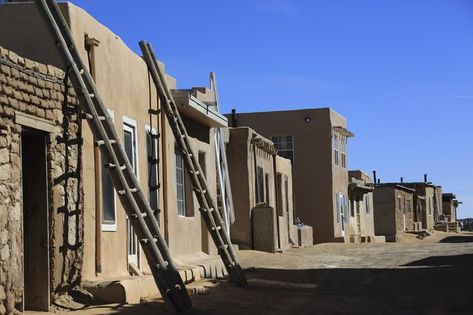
[
  {"left": 140, "top": 42, "right": 247, "bottom": 287},
  {"left": 34, "top": 0, "right": 191, "bottom": 311}
]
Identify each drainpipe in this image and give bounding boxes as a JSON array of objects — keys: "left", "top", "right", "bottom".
[
  {"left": 85, "top": 34, "right": 102, "bottom": 275},
  {"left": 272, "top": 153, "right": 281, "bottom": 250}
]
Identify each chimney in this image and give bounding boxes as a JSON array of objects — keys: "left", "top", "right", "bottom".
[
  {"left": 424, "top": 174, "right": 428, "bottom": 183},
  {"left": 377, "top": 179, "right": 380, "bottom": 184},
  {"left": 373, "top": 171, "right": 377, "bottom": 184},
  {"left": 231, "top": 108, "right": 238, "bottom": 127},
  {"left": 400, "top": 177, "right": 404, "bottom": 184}
]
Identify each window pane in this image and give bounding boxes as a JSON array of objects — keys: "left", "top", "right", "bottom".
[{"left": 102, "top": 167, "right": 115, "bottom": 223}]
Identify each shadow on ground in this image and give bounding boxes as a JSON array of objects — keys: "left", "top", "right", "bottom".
[
  {"left": 439, "top": 236, "right": 473, "bottom": 243},
  {"left": 66, "top": 253, "right": 473, "bottom": 315}
]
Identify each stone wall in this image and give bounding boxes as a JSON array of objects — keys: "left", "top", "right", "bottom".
[{"left": 0, "top": 46, "right": 82, "bottom": 312}]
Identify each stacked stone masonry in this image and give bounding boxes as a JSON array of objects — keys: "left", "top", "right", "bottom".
[{"left": 0, "top": 46, "right": 82, "bottom": 313}]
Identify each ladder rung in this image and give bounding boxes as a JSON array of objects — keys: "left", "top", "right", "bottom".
[
  {"left": 193, "top": 188, "right": 206, "bottom": 194},
  {"left": 82, "top": 113, "right": 105, "bottom": 121},
  {"left": 211, "top": 226, "right": 222, "bottom": 231},
  {"left": 130, "top": 212, "right": 147, "bottom": 219},
  {"left": 105, "top": 163, "right": 126, "bottom": 171},
  {"left": 219, "top": 245, "right": 229, "bottom": 250},
  {"left": 96, "top": 139, "right": 117, "bottom": 146},
  {"left": 118, "top": 187, "right": 138, "bottom": 195},
  {"left": 140, "top": 237, "right": 157, "bottom": 245},
  {"left": 155, "top": 261, "right": 169, "bottom": 270},
  {"left": 89, "top": 93, "right": 95, "bottom": 98},
  {"left": 200, "top": 207, "right": 214, "bottom": 213},
  {"left": 79, "top": 68, "right": 85, "bottom": 75},
  {"left": 189, "top": 170, "right": 200, "bottom": 175}
]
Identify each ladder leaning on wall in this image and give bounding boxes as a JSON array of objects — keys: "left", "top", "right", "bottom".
[
  {"left": 210, "top": 72, "right": 236, "bottom": 238},
  {"left": 33, "top": 0, "right": 191, "bottom": 311},
  {"left": 139, "top": 42, "right": 247, "bottom": 287}
]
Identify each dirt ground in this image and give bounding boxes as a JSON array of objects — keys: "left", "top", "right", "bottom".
[{"left": 27, "top": 231, "right": 473, "bottom": 315}]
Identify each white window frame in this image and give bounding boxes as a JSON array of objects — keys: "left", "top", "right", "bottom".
[
  {"left": 102, "top": 109, "right": 117, "bottom": 232},
  {"left": 175, "top": 151, "right": 186, "bottom": 217},
  {"left": 123, "top": 116, "right": 139, "bottom": 179},
  {"left": 123, "top": 116, "right": 140, "bottom": 267}
]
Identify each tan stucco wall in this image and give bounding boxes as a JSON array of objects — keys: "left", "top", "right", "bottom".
[
  {"left": 0, "top": 2, "right": 219, "bottom": 283},
  {"left": 226, "top": 127, "right": 296, "bottom": 250},
  {"left": 373, "top": 186, "right": 415, "bottom": 241},
  {"left": 228, "top": 108, "right": 349, "bottom": 243},
  {"left": 347, "top": 170, "right": 375, "bottom": 238}
]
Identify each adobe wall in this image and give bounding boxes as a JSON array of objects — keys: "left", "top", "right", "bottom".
[
  {"left": 230, "top": 108, "right": 336, "bottom": 243},
  {"left": 373, "top": 187, "right": 396, "bottom": 239},
  {"left": 0, "top": 46, "right": 82, "bottom": 311}
]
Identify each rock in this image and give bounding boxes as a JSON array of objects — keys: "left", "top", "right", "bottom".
[
  {"left": 0, "top": 149, "right": 8, "bottom": 164},
  {"left": 0, "top": 246, "right": 9, "bottom": 260},
  {"left": 0, "top": 303, "right": 5, "bottom": 315},
  {"left": 0, "top": 286, "right": 5, "bottom": 301}
]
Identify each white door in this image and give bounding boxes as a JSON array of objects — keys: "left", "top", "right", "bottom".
[{"left": 123, "top": 119, "right": 139, "bottom": 267}]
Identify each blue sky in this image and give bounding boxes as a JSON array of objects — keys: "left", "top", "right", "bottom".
[{"left": 70, "top": 0, "right": 473, "bottom": 218}]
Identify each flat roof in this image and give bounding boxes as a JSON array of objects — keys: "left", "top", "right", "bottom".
[{"left": 172, "top": 90, "right": 227, "bottom": 128}]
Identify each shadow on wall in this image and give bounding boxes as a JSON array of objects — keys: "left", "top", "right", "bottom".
[{"left": 51, "top": 73, "right": 84, "bottom": 296}]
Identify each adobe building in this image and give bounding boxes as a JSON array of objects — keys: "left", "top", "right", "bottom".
[
  {"left": 442, "top": 193, "right": 461, "bottom": 223},
  {"left": 372, "top": 183, "right": 416, "bottom": 242},
  {"left": 0, "top": 1, "right": 229, "bottom": 311},
  {"left": 435, "top": 193, "right": 461, "bottom": 233},
  {"left": 227, "top": 108, "right": 354, "bottom": 243},
  {"left": 401, "top": 180, "right": 438, "bottom": 232},
  {"left": 0, "top": 45, "right": 81, "bottom": 313},
  {"left": 347, "top": 170, "right": 380, "bottom": 243},
  {"left": 225, "top": 127, "right": 312, "bottom": 252}
]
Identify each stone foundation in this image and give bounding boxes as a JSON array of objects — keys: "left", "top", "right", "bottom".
[{"left": 0, "top": 46, "right": 83, "bottom": 312}]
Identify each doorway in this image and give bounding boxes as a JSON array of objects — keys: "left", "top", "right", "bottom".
[{"left": 22, "top": 130, "right": 49, "bottom": 311}]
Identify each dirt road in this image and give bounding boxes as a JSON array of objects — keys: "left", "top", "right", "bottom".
[{"left": 28, "top": 231, "right": 473, "bottom": 315}]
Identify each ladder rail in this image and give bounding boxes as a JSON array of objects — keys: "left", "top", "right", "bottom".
[
  {"left": 35, "top": 0, "right": 191, "bottom": 311},
  {"left": 140, "top": 41, "right": 247, "bottom": 286}
]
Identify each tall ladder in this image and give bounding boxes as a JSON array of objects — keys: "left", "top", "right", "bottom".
[
  {"left": 210, "top": 72, "right": 235, "bottom": 238},
  {"left": 34, "top": 0, "right": 191, "bottom": 311},
  {"left": 139, "top": 41, "right": 247, "bottom": 287}
]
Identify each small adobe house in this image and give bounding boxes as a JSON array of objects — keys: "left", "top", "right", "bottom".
[
  {"left": 373, "top": 183, "right": 416, "bottom": 242},
  {"left": 227, "top": 108, "right": 354, "bottom": 243},
  {"left": 435, "top": 193, "right": 461, "bottom": 232},
  {"left": 442, "top": 193, "right": 461, "bottom": 223},
  {"left": 0, "top": 1, "right": 231, "bottom": 311},
  {"left": 225, "top": 127, "right": 312, "bottom": 252},
  {"left": 347, "top": 170, "right": 381, "bottom": 243}
]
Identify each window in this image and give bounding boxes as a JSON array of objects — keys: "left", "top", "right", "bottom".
[
  {"left": 336, "top": 193, "right": 348, "bottom": 232},
  {"left": 256, "top": 166, "right": 265, "bottom": 204},
  {"left": 145, "top": 126, "right": 159, "bottom": 218},
  {"left": 175, "top": 151, "right": 186, "bottom": 216},
  {"left": 333, "top": 133, "right": 339, "bottom": 166},
  {"left": 102, "top": 109, "right": 116, "bottom": 231},
  {"left": 340, "top": 135, "right": 347, "bottom": 168},
  {"left": 265, "top": 173, "right": 270, "bottom": 205},
  {"left": 271, "top": 135, "right": 294, "bottom": 165},
  {"left": 365, "top": 194, "right": 370, "bottom": 215},
  {"left": 398, "top": 196, "right": 402, "bottom": 211}
]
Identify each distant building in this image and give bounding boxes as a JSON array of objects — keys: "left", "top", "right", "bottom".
[
  {"left": 373, "top": 184, "right": 416, "bottom": 242},
  {"left": 227, "top": 108, "right": 354, "bottom": 243},
  {"left": 442, "top": 193, "right": 461, "bottom": 222},
  {"left": 225, "top": 126, "right": 311, "bottom": 252},
  {"left": 347, "top": 170, "right": 380, "bottom": 243}
]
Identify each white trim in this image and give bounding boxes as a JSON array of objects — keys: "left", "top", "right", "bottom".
[{"left": 102, "top": 109, "right": 118, "bottom": 232}]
